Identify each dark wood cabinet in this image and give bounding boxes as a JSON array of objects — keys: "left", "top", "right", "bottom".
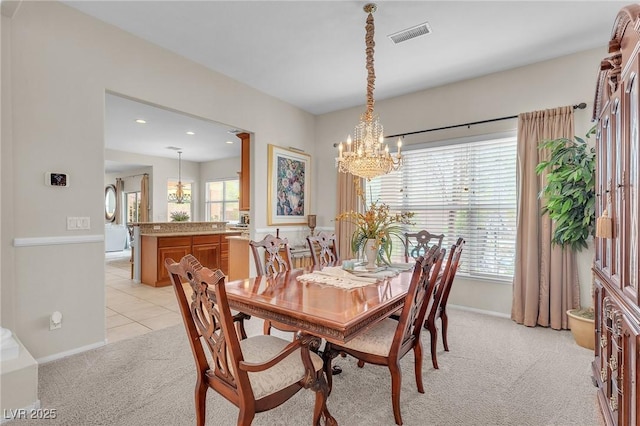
[
  {"left": 140, "top": 232, "right": 239, "bottom": 287},
  {"left": 593, "top": 6, "right": 640, "bottom": 425},
  {"left": 237, "top": 132, "right": 250, "bottom": 211}
]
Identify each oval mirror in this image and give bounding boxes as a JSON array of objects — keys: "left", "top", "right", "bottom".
[{"left": 105, "top": 185, "right": 117, "bottom": 222}]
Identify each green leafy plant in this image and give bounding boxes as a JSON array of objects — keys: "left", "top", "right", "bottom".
[
  {"left": 570, "top": 306, "right": 595, "bottom": 320},
  {"left": 336, "top": 181, "right": 414, "bottom": 264},
  {"left": 170, "top": 211, "right": 190, "bottom": 222},
  {"left": 535, "top": 127, "right": 596, "bottom": 251}
]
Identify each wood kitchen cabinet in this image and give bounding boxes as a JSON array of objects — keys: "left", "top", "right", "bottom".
[
  {"left": 140, "top": 232, "right": 240, "bottom": 287},
  {"left": 192, "top": 234, "right": 221, "bottom": 271}
]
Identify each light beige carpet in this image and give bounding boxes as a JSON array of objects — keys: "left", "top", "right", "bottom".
[{"left": 7, "top": 309, "right": 603, "bottom": 426}]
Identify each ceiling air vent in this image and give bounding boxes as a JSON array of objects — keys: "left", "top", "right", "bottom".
[{"left": 388, "top": 22, "right": 432, "bottom": 45}]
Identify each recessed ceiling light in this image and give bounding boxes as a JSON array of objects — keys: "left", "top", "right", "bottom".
[
  {"left": 226, "top": 141, "right": 234, "bottom": 144},
  {"left": 135, "top": 119, "right": 146, "bottom": 124},
  {"left": 186, "top": 131, "right": 195, "bottom": 135}
]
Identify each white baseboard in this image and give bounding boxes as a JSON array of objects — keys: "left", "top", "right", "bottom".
[
  {"left": 36, "top": 340, "right": 107, "bottom": 364},
  {"left": 449, "top": 304, "right": 510, "bottom": 319}
]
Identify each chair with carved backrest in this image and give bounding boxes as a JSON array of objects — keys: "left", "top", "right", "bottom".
[
  {"left": 305, "top": 231, "right": 345, "bottom": 375},
  {"left": 165, "top": 254, "right": 330, "bottom": 426},
  {"left": 306, "top": 232, "right": 340, "bottom": 267},
  {"left": 403, "top": 230, "right": 444, "bottom": 262},
  {"left": 249, "top": 234, "right": 297, "bottom": 335},
  {"left": 249, "top": 234, "right": 293, "bottom": 276},
  {"left": 322, "top": 245, "right": 444, "bottom": 426},
  {"left": 424, "top": 237, "right": 465, "bottom": 369}
]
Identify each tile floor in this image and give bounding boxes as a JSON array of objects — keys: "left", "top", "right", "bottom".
[{"left": 105, "top": 250, "right": 185, "bottom": 344}]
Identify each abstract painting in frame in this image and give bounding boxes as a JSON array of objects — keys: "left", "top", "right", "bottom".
[{"left": 267, "top": 144, "right": 311, "bottom": 225}]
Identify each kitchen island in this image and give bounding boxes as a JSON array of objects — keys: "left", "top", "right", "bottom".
[{"left": 132, "top": 222, "right": 240, "bottom": 287}]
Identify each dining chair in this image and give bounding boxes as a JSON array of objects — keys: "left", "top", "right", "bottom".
[
  {"left": 305, "top": 231, "right": 345, "bottom": 375},
  {"left": 403, "top": 230, "right": 444, "bottom": 262},
  {"left": 322, "top": 245, "right": 444, "bottom": 426},
  {"left": 249, "top": 234, "right": 293, "bottom": 276},
  {"left": 425, "top": 237, "right": 465, "bottom": 369},
  {"left": 306, "top": 232, "right": 339, "bottom": 266},
  {"left": 249, "top": 234, "right": 297, "bottom": 335},
  {"left": 165, "top": 254, "right": 329, "bottom": 426}
]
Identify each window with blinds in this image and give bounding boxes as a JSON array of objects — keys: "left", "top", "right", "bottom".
[{"left": 367, "top": 135, "right": 517, "bottom": 281}]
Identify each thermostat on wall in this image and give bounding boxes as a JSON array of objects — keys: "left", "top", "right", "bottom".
[{"left": 45, "top": 172, "right": 69, "bottom": 187}]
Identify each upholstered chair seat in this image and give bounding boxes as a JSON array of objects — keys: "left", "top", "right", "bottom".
[
  {"left": 337, "top": 318, "right": 398, "bottom": 357},
  {"left": 239, "top": 335, "right": 324, "bottom": 399}
]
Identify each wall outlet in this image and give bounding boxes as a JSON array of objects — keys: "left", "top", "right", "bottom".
[{"left": 49, "top": 311, "right": 62, "bottom": 330}]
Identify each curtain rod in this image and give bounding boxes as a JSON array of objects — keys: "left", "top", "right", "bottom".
[
  {"left": 385, "top": 102, "right": 587, "bottom": 139},
  {"left": 121, "top": 172, "right": 149, "bottom": 179}
]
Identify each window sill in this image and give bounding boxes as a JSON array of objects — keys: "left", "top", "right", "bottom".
[{"left": 457, "top": 273, "right": 513, "bottom": 286}]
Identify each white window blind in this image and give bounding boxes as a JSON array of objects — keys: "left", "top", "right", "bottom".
[{"left": 367, "top": 136, "right": 517, "bottom": 280}]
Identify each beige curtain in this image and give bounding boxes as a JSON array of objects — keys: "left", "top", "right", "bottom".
[
  {"left": 336, "top": 172, "right": 363, "bottom": 259},
  {"left": 140, "top": 174, "right": 150, "bottom": 222},
  {"left": 114, "top": 178, "right": 124, "bottom": 224},
  {"left": 511, "top": 106, "right": 580, "bottom": 330}
]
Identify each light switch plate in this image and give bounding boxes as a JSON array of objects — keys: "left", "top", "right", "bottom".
[
  {"left": 78, "top": 217, "right": 90, "bottom": 230},
  {"left": 67, "top": 217, "right": 77, "bottom": 230}
]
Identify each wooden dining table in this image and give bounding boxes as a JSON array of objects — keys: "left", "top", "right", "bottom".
[{"left": 224, "top": 264, "right": 415, "bottom": 345}]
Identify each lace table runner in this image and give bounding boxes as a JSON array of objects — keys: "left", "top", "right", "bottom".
[
  {"left": 296, "top": 264, "right": 413, "bottom": 289},
  {"left": 296, "top": 267, "right": 379, "bottom": 289}
]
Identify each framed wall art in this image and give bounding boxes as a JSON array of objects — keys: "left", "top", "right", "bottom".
[{"left": 267, "top": 144, "right": 311, "bottom": 225}]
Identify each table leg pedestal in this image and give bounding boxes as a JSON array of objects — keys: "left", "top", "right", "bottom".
[{"left": 299, "top": 334, "right": 338, "bottom": 426}]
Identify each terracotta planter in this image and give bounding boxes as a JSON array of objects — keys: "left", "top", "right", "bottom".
[{"left": 566, "top": 309, "right": 595, "bottom": 350}]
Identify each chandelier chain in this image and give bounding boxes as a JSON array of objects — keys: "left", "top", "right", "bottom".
[{"left": 365, "top": 10, "right": 376, "bottom": 120}]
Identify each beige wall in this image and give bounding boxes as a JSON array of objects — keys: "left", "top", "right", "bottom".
[
  {"left": 2, "top": 0, "right": 604, "bottom": 359},
  {"left": 1, "top": 1, "right": 315, "bottom": 359},
  {"left": 315, "top": 48, "right": 604, "bottom": 315},
  {"left": 1, "top": 12, "right": 16, "bottom": 331}
]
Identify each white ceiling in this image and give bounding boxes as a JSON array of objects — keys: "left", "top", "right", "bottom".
[
  {"left": 76, "top": 1, "right": 625, "bottom": 170},
  {"left": 105, "top": 93, "right": 242, "bottom": 163}
]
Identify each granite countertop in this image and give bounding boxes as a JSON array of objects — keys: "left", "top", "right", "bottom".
[{"left": 141, "top": 230, "right": 243, "bottom": 237}]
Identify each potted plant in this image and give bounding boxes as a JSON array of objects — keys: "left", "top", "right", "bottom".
[
  {"left": 170, "top": 211, "right": 190, "bottom": 222},
  {"left": 336, "top": 182, "right": 414, "bottom": 267},
  {"left": 536, "top": 126, "right": 596, "bottom": 349}
]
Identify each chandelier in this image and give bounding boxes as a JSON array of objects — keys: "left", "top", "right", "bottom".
[
  {"left": 336, "top": 3, "right": 402, "bottom": 181},
  {"left": 168, "top": 151, "right": 190, "bottom": 204}
]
